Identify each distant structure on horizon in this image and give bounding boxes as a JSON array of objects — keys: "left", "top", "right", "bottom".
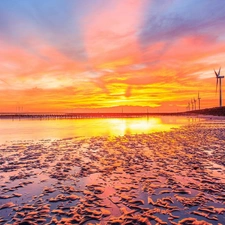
[
  {"left": 188, "top": 93, "right": 201, "bottom": 112},
  {"left": 198, "top": 92, "right": 201, "bottom": 110},
  {"left": 190, "top": 99, "right": 193, "bottom": 111},
  {"left": 214, "top": 68, "right": 224, "bottom": 107},
  {"left": 187, "top": 102, "right": 190, "bottom": 111},
  {"left": 193, "top": 98, "right": 196, "bottom": 110}
]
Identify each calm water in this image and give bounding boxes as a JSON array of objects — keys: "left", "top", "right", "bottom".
[{"left": 0, "top": 116, "right": 200, "bottom": 144}]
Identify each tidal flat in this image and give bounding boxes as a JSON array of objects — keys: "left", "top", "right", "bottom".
[{"left": 0, "top": 122, "right": 225, "bottom": 225}]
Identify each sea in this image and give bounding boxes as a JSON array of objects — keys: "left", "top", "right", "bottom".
[{"left": 0, "top": 116, "right": 200, "bottom": 144}]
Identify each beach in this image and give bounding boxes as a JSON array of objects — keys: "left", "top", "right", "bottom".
[
  {"left": 2, "top": 0, "right": 225, "bottom": 224},
  {"left": 0, "top": 118, "right": 225, "bottom": 224}
]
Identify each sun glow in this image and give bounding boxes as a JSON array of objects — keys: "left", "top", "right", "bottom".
[{"left": 0, "top": 1, "right": 225, "bottom": 112}]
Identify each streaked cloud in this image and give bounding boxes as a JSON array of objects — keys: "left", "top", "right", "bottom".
[{"left": 0, "top": 0, "right": 225, "bottom": 112}]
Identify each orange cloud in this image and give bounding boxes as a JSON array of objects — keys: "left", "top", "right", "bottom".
[{"left": 0, "top": 0, "right": 225, "bottom": 112}]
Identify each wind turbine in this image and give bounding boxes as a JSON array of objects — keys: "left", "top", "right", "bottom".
[
  {"left": 198, "top": 92, "right": 201, "bottom": 110},
  {"left": 191, "top": 99, "right": 193, "bottom": 111},
  {"left": 193, "top": 98, "right": 197, "bottom": 110},
  {"left": 187, "top": 102, "right": 190, "bottom": 111},
  {"left": 214, "top": 68, "right": 224, "bottom": 107}
]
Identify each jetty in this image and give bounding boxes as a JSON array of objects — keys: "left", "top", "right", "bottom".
[
  {"left": 0, "top": 112, "right": 188, "bottom": 120},
  {"left": 0, "top": 106, "right": 225, "bottom": 120}
]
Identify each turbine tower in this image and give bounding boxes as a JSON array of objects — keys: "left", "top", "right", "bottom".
[
  {"left": 193, "top": 98, "right": 196, "bottom": 110},
  {"left": 187, "top": 102, "right": 190, "bottom": 111},
  {"left": 198, "top": 92, "right": 201, "bottom": 110},
  {"left": 214, "top": 68, "right": 224, "bottom": 107},
  {"left": 191, "top": 99, "right": 193, "bottom": 111}
]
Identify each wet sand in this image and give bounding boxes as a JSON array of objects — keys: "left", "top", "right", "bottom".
[{"left": 0, "top": 122, "right": 225, "bottom": 224}]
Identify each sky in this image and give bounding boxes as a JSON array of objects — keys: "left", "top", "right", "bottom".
[{"left": 1, "top": 0, "right": 225, "bottom": 113}]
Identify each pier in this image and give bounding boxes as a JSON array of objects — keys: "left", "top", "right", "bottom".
[
  {"left": 1, "top": 106, "right": 225, "bottom": 120},
  {"left": 0, "top": 112, "right": 190, "bottom": 120}
]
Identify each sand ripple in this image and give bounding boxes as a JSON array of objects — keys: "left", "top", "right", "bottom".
[{"left": 0, "top": 122, "right": 225, "bottom": 224}]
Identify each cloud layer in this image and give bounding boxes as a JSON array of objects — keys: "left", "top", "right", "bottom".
[{"left": 0, "top": 0, "right": 225, "bottom": 112}]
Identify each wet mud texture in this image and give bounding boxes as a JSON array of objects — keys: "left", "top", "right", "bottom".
[{"left": 0, "top": 123, "right": 225, "bottom": 224}]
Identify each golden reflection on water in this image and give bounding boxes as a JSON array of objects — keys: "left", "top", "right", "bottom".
[
  {"left": 108, "top": 118, "right": 180, "bottom": 135},
  {"left": 0, "top": 116, "right": 197, "bottom": 143}
]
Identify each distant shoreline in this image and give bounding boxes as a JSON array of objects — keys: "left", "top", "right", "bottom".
[
  {"left": 186, "top": 106, "right": 225, "bottom": 117},
  {"left": 0, "top": 106, "right": 225, "bottom": 119},
  {"left": 0, "top": 112, "right": 187, "bottom": 120}
]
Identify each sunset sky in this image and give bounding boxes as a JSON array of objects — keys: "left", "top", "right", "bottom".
[{"left": 1, "top": 0, "right": 225, "bottom": 113}]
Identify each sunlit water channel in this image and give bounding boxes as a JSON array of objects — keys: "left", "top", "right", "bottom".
[{"left": 0, "top": 116, "right": 200, "bottom": 144}]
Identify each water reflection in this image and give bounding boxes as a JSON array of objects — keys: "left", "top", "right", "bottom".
[
  {"left": 110, "top": 117, "right": 181, "bottom": 135},
  {"left": 0, "top": 116, "right": 201, "bottom": 143}
]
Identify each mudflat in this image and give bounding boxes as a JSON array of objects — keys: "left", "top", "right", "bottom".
[{"left": 0, "top": 122, "right": 225, "bottom": 224}]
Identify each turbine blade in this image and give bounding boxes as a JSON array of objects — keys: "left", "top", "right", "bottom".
[
  {"left": 214, "top": 69, "right": 218, "bottom": 77},
  {"left": 219, "top": 67, "right": 221, "bottom": 76}
]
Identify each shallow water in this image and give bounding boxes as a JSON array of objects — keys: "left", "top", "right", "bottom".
[{"left": 0, "top": 116, "right": 198, "bottom": 144}]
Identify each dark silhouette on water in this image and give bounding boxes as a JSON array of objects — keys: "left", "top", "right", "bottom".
[
  {"left": 1, "top": 106, "right": 225, "bottom": 119},
  {"left": 0, "top": 112, "right": 186, "bottom": 120}
]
